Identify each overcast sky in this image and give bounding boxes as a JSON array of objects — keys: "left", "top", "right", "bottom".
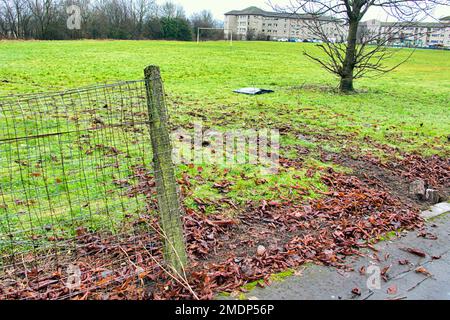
[{"left": 168, "top": 0, "right": 450, "bottom": 22}]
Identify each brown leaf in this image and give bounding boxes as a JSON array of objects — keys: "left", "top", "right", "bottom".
[
  {"left": 398, "top": 259, "right": 410, "bottom": 265},
  {"left": 381, "top": 265, "right": 391, "bottom": 276},
  {"left": 268, "top": 200, "right": 280, "bottom": 207},
  {"left": 359, "top": 266, "right": 366, "bottom": 275},
  {"left": 415, "top": 267, "right": 432, "bottom": 277},
  {"left": 387, "top": 284, "right": 398, "bottom": 295},
  {"left": 403, "top": 247, "right": 426, "bottom": 258},
  {"left": 352, "top": 287, "right": 361, "bottom": 296}
]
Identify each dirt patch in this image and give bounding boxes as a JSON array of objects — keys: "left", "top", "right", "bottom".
[
  {"left": 331, "top": 154, "right": 428, "bottom": 209},
  {"left": 318, "top": 138, "right": 449, "bottom": 210}
]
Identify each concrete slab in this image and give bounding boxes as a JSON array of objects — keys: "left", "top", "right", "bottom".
[{"left": 421, "top": 202, "right": 450, "bottom": 220}]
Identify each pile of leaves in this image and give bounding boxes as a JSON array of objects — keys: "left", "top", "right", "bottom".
[
  {"left": 0, "top": 200, "right": 238, "bottom": 300},
  {"left": 0, "top": 166, "right": 424, "bottom": 300},
  {"left": 359, "top": 148, "right": 449, "bottom": 191},
  {"left": 0, "top": 230, "right": 163, "bottom": 300},
  {"left": 386, "top": 154, "right": 449, "bottom": 189},
  {"left": 152, "top": 168, "right": 423, "bottom": 299}
]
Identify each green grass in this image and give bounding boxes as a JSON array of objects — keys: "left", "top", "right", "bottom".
[
  {"left": 0, "top": 40, "right": 449, "bottom": 253},
  {"left": 1, "top": 40, "right": 448, "bottom": 155}
]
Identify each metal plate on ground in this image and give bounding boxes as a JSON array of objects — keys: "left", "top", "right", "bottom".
[{"left": 233, "top": 87, "right": 274, "bottom": 95}]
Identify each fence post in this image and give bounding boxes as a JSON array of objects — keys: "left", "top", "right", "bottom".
[{"left": 144, "top": 65, "right": 187, "bottom": 274}]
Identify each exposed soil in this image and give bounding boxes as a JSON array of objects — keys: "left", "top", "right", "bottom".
[
  {"left": 348, "top": 154, "right": 447, "bottom": 207},
  {"left": 314, "top": 134, "right": 449, "bottom": 210},
  {"left": 330, "top": 153, "right": 442, "bottom": 210}
]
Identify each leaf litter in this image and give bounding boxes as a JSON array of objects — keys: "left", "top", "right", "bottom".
[{"left": 0, "top": 160, "right": 428, "bottom": 300}]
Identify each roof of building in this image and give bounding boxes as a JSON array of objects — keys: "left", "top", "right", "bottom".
[
  {"left": 379, "top": 21, "right": 447, "bottom": 28},
  {"left": 224, "top": 6, "right": 335, "bottom": 21},
  {"left": 225, "top": 6, "right": 267, "bottom": 16},
  {"left": 362, "top": 19, "right": 447, "bottom": 28},
  {"left": 440, "top": 16, "right": 450, "bottom": 21}
]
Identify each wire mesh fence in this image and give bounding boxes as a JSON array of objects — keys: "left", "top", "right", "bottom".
[{"left": 0, "top": 71, "right": 184, "bottom": 299}]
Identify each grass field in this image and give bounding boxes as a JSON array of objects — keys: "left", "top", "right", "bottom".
[
  {"left": 0, "top": 40, "right": 449, "bottom": 250},
  {"left": 1, "top": 40, "right": 449, "bottom": 155}
]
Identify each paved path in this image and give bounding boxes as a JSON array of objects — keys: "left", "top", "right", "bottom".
[{"left": 239, "top": 203, "right": 450, "bottom": 300}]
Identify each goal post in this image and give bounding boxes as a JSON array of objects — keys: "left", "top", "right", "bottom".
[{"left": 197, "top": 27, "right": 233, "bottom": 45}]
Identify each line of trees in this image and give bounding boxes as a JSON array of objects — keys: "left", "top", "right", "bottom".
[{"left": 0, "top": 0, "right": 224, "bottom": 40}]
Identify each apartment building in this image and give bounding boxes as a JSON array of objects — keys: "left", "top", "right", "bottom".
[
  {"left": 225, "top": 7, "right": 450, "bottom": 48},
  {"left": 224, "top": 6, "right": 346, "bottom": 42},
  {"left": 359, "top": 17, "right": 450, "bottom": 48}
]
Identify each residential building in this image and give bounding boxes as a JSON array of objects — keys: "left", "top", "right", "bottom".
[
  {"left": 225, "top": 7, "right": 450, "bottom": 48},
  {"left": 359, "top": 17, "right": 450, "bottom": 48},
  {"left": 224, "top": 6, "right": 346, "bottom": 42}
]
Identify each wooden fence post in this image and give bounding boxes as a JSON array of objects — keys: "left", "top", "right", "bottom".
[{"left": 144, "top": 65, "right": 187, "bottom": 274}]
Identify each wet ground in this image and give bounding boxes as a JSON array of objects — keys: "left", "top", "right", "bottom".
[{"left": 234, "top": 203, "right": 450, "bottom": 300}]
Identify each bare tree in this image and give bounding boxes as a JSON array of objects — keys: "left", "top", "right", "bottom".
[
  {"left": 0, "top": 0, "right": 201, "bottom": 41},
  {"left": 272, "top": 0, "right": 449, "bottom": 93},
  {"left": 190, "top": 10, "right": 222, "bottom": 40},
  {"left": 1, "top": 0, "right": 32, "bottom": 38},
  {"left": 26, "top": 0, "right": 60, "bottom": 39},
  {"left": 159, "top": 1, "right": 185, "bottom": 19},
  {"left": 131, "top": 0, "right": 155, "bottom": 38}
]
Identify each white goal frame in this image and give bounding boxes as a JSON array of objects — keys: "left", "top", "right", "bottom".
[{"left": 196, "top": 27, "right": 233, "bottom": 45}]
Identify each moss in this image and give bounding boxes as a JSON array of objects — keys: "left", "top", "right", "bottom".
[
  {"left": 269, "top": 269, "right": 295, "bottom": 282},
  {"left": 221, "top": 269, "right": 296, "bottom": 299},
  {"left": 238, "top": 293, "right": 248, "bottom": 300},
  {"left": 372, "top": 229, "right": 402, "bottom": 243},
  {"left": 216, "top": 292, "right": 231, "bottom": 298}
]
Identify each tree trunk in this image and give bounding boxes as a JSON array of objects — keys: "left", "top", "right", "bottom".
[{"left": 340, "top": 18, "right": 359, "bottom": 93}]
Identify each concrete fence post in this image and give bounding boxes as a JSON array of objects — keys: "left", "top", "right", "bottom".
[{"left": 144, "top": 65, "right": 187, "bottom": 274}]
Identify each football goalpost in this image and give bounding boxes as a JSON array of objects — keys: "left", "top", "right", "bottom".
[{"left": 196, "top": 27, "right": 233, "bottom": 45}]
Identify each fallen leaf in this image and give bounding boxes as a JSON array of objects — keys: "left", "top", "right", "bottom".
[
  {"left": 403, "top": 247, "right": 426, "bottom": 258},
  {"left": 415, "top": 267, "right": 432, "bottom": 277},
  {"left": 352, "top": 287, "right": 361, "bottom": 296},
  {"left": 387, "top": 284, "right": 398, "bottom": 295},
  {"left": 381, "top": 265, "right": 391, "bottom": 276},
  {"left": 398, "top": 259, "right": 410, "bottom": 265},
  {"left": 359, "top": 266, "right": 366, "bottom": 275}
]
